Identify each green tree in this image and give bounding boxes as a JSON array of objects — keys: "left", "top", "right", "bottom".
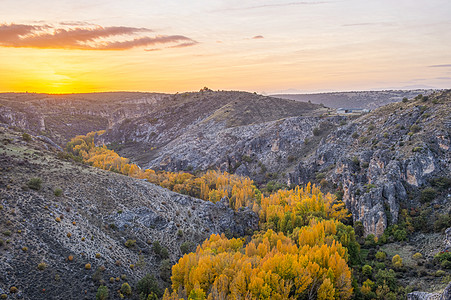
[
  {"left": 96, "top": 286, "right": 109, "bottom": 300},
  {"left": 137, "top": 274, "right": 161, "bottom": 299}
]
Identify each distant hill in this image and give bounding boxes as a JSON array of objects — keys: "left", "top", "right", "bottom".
[{"left": 272, "top": 89, "right": 436, "bottom": 109}]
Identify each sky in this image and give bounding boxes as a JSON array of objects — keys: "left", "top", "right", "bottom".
[{"left": 0, "top": 0, "right": 450, "bottom": 94}]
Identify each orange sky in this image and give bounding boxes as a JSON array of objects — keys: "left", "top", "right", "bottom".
[{"left": 1, "top": 0, "right": 450, "bottom": 94}]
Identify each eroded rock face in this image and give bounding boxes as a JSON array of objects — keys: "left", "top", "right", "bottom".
[
  {"left": 407, "top": 281, "right": 451, "bottom": 300},
  {"left": 290, "top": 91, "right": 451, "bottom": 236}
]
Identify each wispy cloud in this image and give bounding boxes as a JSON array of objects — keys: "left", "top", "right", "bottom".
[
  {"left": 0, "top": 23, "right": 197, "bottom": 50},
  {"left": 428, "top": 64, "right": 451, "bottom": 68},
  {"left": 252, "top": 35, "right": 264, "bottom": 39},
  {"left": 342, "top": 22, "right": 394, "bottom": 27},
  {"left": 215, "top": 1, "right": 328, "bottom": 12}
]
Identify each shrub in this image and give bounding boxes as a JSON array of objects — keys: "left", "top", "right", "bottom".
[
  {"left": 362, "top": 265, "right": 373, "bottom": 277},
  {"left": 410, "top": 124, "right": 421, "bottom": 133},
  {"left": 420, "top": 187, "right": 437, "bottom": 203},
  {"left": 152, "top": 241, "right": 162, "bottom": 255},
  {"left": 85, "top": 263, "right": 91, "bottom": 270},
  {"left": 27, "top": 177, "right": 42, "bottom": 190},
  {"left": 37, "top": 262, "right": 47, "bottom": 270},
  {"left": 352, "top": 132, "right": 359, "bottom": 139},
  {"left": 22, "top": 133, "right": 32, "bottom": 141},
  {"left": 364, "top": 234, "right": 377, "bottom": 247},
  {"left": 434, "top": 214, "right": 451, "bottom": 232},
  {"left": 375, "top": 269, "right": 397, "bottom": 291},
  {"left": 312, "top": 127, "right": 321, "bottom": 136},
  {"left": 375, "top": 251, "right": 387, "bottom": 261},
  {"left": 402, "top": 97, "right": 408, "bottom": 103},
  {"left": 125, "top": 239, "right": 136, "bottom": 248},
  {"left": 393, "top": 229, "right": 407, "bottom": 241},
  {"left": 160, "top": 247, "right": 169, "bottom": 259},
  {"left": 412, "top": 252, "right": 423, "bottom": 260},
  {"left": 137, "top": 274, "right": 161, "bottom": 299},
  {"left": 392, "top": 254, "right": 403, "bottom": 268},
  {"left": 54, "top": 188, "right": 63, "bottom": 196},
  {"left": 10, "top": 287, "right": 18, "bottom": 293},
  {"left": 180, "top": 241, "right": 194, "bottom": 254},
  {"left": 177, "top": 229, "right": 183, "bottom": 237},
  {"left": 121, "top": 283, "right": 132, "bottom": 296},
  {"left": 160, "top": 259, "right": 172, "bottom": 282},
  {"left": 96, "top": 286, "right": 109, "bottom": 300}
]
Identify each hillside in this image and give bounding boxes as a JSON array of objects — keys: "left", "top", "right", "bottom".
[
  {"left": 273, "top": 89, "right": 435, "bottom": 109},
  {"left": 0, "top": 127, "right": 257, "bottom": 299}
]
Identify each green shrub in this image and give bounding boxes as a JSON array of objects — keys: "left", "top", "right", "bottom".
[
  {"left": 375, "top": 251, "right": 387, "bottom": 261},
  {"left": 137, "top": 274, "right": 161, "bottom": 299},
  {"left": 160, "top": 259, "right": 172, "bottom": 282},
  {"left": 312, "top": 127, "right": 321, "bottom": 136},
  {"left": 420, "top": 187, "right": 437, "bottom": 203},
  {"left": 180, "top": 241, "right": 194, "bottom": 254},
  {"left": 410, "top": 124, "right": 421, "bottom": 133},
  {"left": 121, "top": 283, "right": 132, "bottom": 296},
  {"left": 434, "top": 214, "right": 451, "bottom": 232},
  {"left": 152, "top": 241, "right": 162, "bottom": 255},
  {"left": 375, "top": 269, "right": 397, "bottom": 290},
  {"left": 96, "top": 286, "right": 109, "bottom": 300},
  {"left": 54, "top": 188, "right": 63, "bottom": 196},
  {"left": 37, "top": 262, "right": 47, "bottom": 270},
  {"left": 125, "top": 239, "right": 136, "bottom": 248},
  {"left": 362, "top": 265, "right": 373, "bottom": 277},
  {"left": 402, "top": 97, "right": 408, "bottom": 103},
  {"left": 352, "top": 132, "right": 359, "bottom": 139},
  {"left": 22, "top": 132, "right": 32, "bottom": 141},
  {"left": 27, "top": 177, "right": 42, "bottom": 190},
  {"left": 393, "top": 229, "right": 407, "bottom": 241}
]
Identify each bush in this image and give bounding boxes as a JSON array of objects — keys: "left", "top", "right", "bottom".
[
  {"left": 375, "top": 269, "right": 397, "bottom": 290},
  {"left": 393, "top": 229, "right": 407, "bottom": 241},
  {"left": 180, "top": 241, "right": 194, "bottom": 254},
  {"left": 375, "top": 251, "right": 387, "bottom": 261},
  {"left": 412, "top": 252, "right": 423, "bottom": 260},
  {"left": 392, "top": 254, "right": 403, "bottom": 268},
  {"left": 27, "top": 177, "right": 42, "bottom": 190},
  {"left": 402, "top": 97, "right": 408, "bottom": 103},
  {"left": 420, "top": 187, "right": 437, "bottom": 203},
  {"left": 85, "top": 263, "right": 91, "bottom": 270},
  {"left": 362, "top": 265, "right": 373, "bottom": 277},
  {"left": 410, "top": 124, "right": 421, "bottom": 133},
  {"left": 96, "top": 286, "right": 109, "bottom": 300},
  {"left": 22, "top": 133, "right": 32, "bottom": 141},
  {"left": 312, "top": 127, "right": 321, "bottom": 136},
  {"left": 121, "top": 283, "right": 132, "bottom": 296},
  {"left": 352, "top": 132, "right": 359, "bottom": 139},
  {"left": 160, "top": 259, "right": 172, "bottom": 282},
  {"left": 125, "top": 239, "right": 136, "bottom": 248},
  {"left": 137, "top": 274, "right": 161, "bottom": 299},
  {"left": 37, "top": 262, "right": 47, "bottom": 270},
  {"left": 152, "top": 241, "right": 162, "bottom": 255},
  {"left": 54, "top": 188, "right": 63, "bottom": 196},
  {"left": 434, "top": 214, "right": 451, "bottom": 232}
]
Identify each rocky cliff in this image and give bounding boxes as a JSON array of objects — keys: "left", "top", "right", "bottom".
[{"left": 290, "top": 90, "right": 451, "bottom": 236}]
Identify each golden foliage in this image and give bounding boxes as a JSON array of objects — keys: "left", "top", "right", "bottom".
[{"left": 167, "top": 230, "right": 353, "bottom": 300}]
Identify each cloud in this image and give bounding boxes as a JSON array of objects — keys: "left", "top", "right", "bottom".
[
  {"left": 428, "top": 64, "right": 451, "bottom": 68},
  {"left": 342, "top": 22, "right": 394, "bottom": 27},
  {"left": 215, "top": 1, "right": 328, "bottom": 12},
  {"left": 0, "top": 23, "right": 197, "bottom": 50},
  {"left": 252, "top": 35, "right": 264, "bottom": 39}
]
